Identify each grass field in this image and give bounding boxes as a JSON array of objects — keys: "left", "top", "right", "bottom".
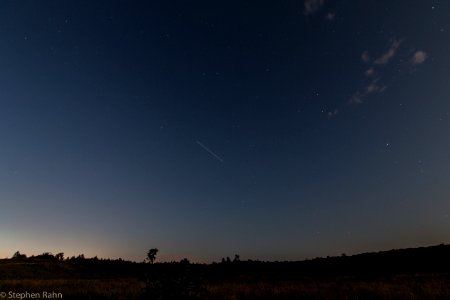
[
  {"left": 1, "top": 245, "right": 450, "bottom": 299},
  {"left": 207, "top": 275, "right": 450, "bottom": 300},
  {"left": 1, "top": 274, "right": 450, "bottom": 299},
  {"left": 0, "top": 278, "right": 143, "bottom": 300}
]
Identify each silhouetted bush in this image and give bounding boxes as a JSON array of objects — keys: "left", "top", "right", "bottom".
[
  {"left": 35, "top": 252, "right": 56, "bottom": 261},
  {"left": 12, "top": 251, "right": 27, "bottom": 260}
]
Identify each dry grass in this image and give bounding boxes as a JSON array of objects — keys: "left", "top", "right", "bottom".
[
  {"left": 1, "top": 275, "right": 450, "bottom": 299},
  {"left": 206, "top": 275, "right": 450, "bottom": 300},
  {"left": 0, "top": 278, "right": 144, "bottom": 300}
]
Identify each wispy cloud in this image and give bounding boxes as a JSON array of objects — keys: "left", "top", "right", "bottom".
[
  {"left": 361, "top": 51, "right": 371, "bottom": 63},
  {"left": 411, "top": 50, "right": 428, "bottom": 65},
  {"left": 349, "top": 78, "right": 386, "bottom": 104},
  {"left": 304, "top": 0, "right": 324, "bottom": 15},
  {"left": 349, "top": 92, "right": 363, "bottom": 104},
  {"left": 365, "top": 68, "right": 375, "bottom": 77},
  {"left": 325, "top": 12, "right": 335, "bottom": 21},
  {"left": 351, "top": 39, "right": 426, "bottom": 105},
  {"left": 350, "top": 39, "right": 403, "bottom": 104},
  {"left": 374, "top": 39, "right": 403, "bottom": 65},
  {"left": 327, "top": 109, "right": 338, "bottom": 117},
  {"left": 366, "top": 78, "right": 384, "bottom": 93}
]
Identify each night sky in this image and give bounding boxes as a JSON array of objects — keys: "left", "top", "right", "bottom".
[{"left": 1, "top": 1, "right": 449, "bottom": 262}]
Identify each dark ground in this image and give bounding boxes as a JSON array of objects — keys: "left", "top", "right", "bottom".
[{"left": 1, "top": 244, "right": 450, "bottom": 299}]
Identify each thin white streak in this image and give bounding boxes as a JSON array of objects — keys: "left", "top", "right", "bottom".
[{"left": 196, "top": 140, "right": 224, "bottom": 163}]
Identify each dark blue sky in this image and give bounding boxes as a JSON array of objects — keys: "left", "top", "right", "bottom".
[{"left": 1, "top": 0, "right": 449, "bottom": 262}]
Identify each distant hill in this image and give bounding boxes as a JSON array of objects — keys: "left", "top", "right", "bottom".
[{"left": 1, "top": 243, "right": 449, "bottom": 280}]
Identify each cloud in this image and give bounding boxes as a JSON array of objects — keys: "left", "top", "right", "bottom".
[
  {"left": 304, "top": 0, "right": 324, "bottom": 15},
  {"left": 361, "top": 51, "right": 370, "bottom": 63},
  {"left": 374, "top": 39, "right": 403, "bottom": 65},
  {"left": 349, "top": 78, "right": 386, "bottom": 104},
  {"left": 325, "top": 12, "right": 335, "bottom": 21},
  {"left": 365, "top": 68, "right": 375, "bottom": 76},
  {"left": 411, "top": 50, "right": 427, "bottom": 65},
  {"left": 327, "top": 109, "right": 338, "bottom": 117},
  {"left": 351, "top": 39, "right": 425, "bottom": 105},
  {"left": 349, "top": 92, "right": 363, "bottom": 104},
  {"left": 351, "top": 42, "right": 396, "bottom": 104},
  {"left": 366, "top": 78, "right": 381, "bottom": 93}
]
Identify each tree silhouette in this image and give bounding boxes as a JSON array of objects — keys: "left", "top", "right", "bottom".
[
  {"left": 55, "top": 252, "right": 64, "bottom": 261},
  {"left": 146, "top": 248, "right": 159, "bottom": 264},
  {"left": 12, "top": 251, "right": 26, "bottom": 260},
  {"left": 76, "top": 254, "right": 85, "bottom": 261}
]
